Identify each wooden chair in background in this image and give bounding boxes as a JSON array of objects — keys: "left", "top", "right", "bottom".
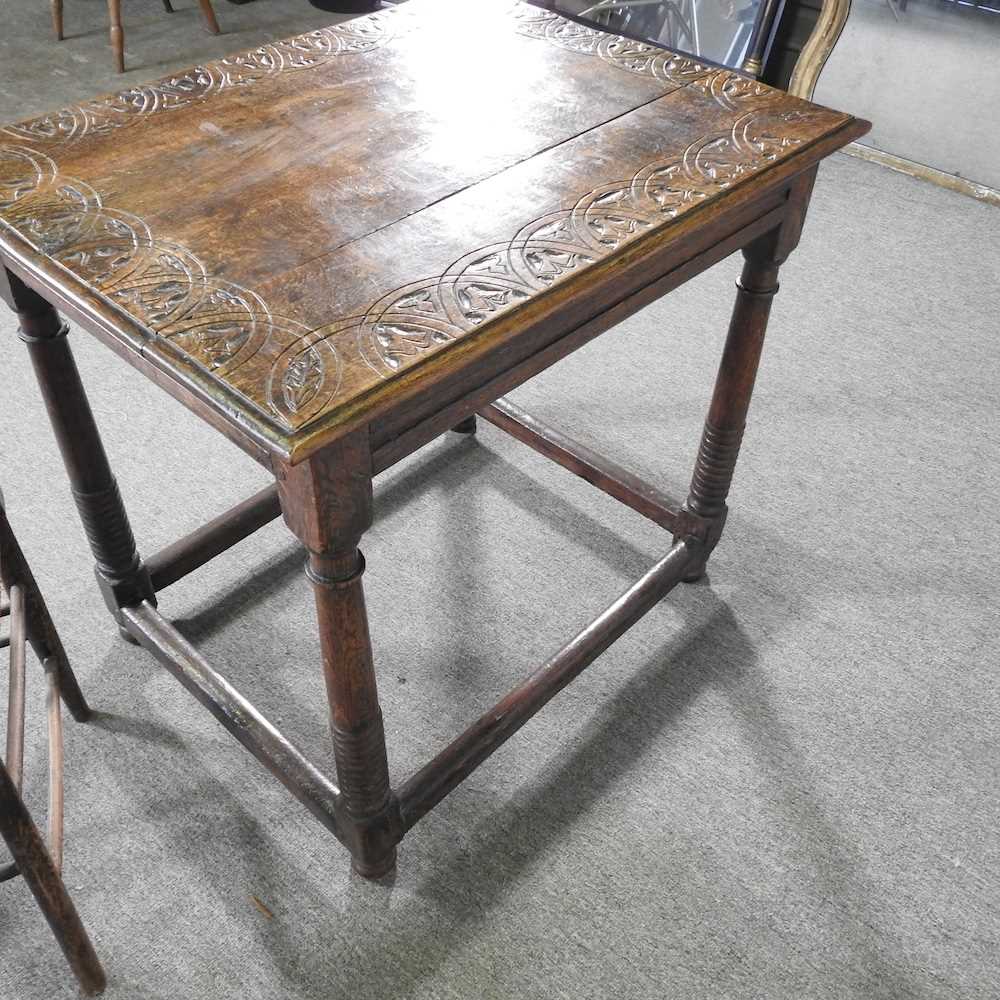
[
  {"left": 0, "top": 492, "right": 106, "bottom": 996},
  {"left": 50, "top": 0, "right": 222, "bottom": 74}
]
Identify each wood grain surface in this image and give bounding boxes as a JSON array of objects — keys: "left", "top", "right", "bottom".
[{"left": 0, "top": 0, "right": 867, "bottom": 463}]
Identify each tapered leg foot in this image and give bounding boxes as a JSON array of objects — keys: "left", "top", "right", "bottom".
[
  {"left": 107, "top": 0, "right": 124, "bottom": 73},
  {"left": 51, "top": 0, "right": 64, "bottom": 39},
  {"left": 198, "top": 0, "right": 221, "bottom": 34},
  {"left": 451, "top": 415, "right": 477, "bottom": 435},
  {"left": 353, "top": 845, "right": 397, "bottom": 879}
]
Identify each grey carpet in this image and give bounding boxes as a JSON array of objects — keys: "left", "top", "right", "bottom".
[
  {"left": 0, "top": 0, "right": 353, "bottom": 116},
  {"left": 1, "top": 4, "right": 999, "bottom": 998}
]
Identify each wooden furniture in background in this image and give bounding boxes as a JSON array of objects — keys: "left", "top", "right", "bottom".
[
  {"left": 50, "top": 0, "right": 221, "bottom": 74},
  {"left": 0, "top": 1, "right": 868, "bottom": 880},
  {"left": 0, "top": 494, "right": 105, "bottom": 995},
  {"left": 533, "top": 0, "right": 852, "bottom": 100},
  {"left": 776, "top": 0, "right": 852, "bottom": 100}
]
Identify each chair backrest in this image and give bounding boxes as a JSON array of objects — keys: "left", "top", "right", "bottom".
[{"left": 765, "top": 0, "right": 852, "bottom": 100}]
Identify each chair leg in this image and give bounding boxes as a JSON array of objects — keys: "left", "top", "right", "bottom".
[
  {"left": 107, "top": 0, "right": 124, "bottom": 73},
  {"left": 0, "top": 763, "right": 106, "bottom": 996},
  {"left": 198, "top": 0, "right": 221, "bottom": 35},
  {"left": 51, "top": 0, "right": 64, "bottom": 40},
  {"left": 5, "top": 584, "right": 27, "bottom": 790},
  {"left": 38, "top": 641, "right": 92, "bottom": 724},
  {"left": 162, "top": 0, "right": 174, "bottom": 11},
  {"left": 45, "top": 658, "right": 66, "bottom": 874},
  {"left": 0, "top": 505, "right": 93, "bottom": 723}
]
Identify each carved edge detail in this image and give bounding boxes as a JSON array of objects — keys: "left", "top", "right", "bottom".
[
  {"left": 0, "top": 4, "right": 835, "bottom": 436},
  {"left": 0, "top": 2, "right": 727, "bottom": 149},
  {"left": 0, "top": 9, "right": 404, "bottom": 146},
  {"left": 348, "top": 92, "right": 818, "bottom": 378},
  {"left": 510, "top": 3, "right": 713, "bottom": 84},
  {"left": 0, "top": 143, "right": 342, "bottom": 427}
]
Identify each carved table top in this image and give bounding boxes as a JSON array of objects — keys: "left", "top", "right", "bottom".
[{"left": 0, "top": 0, "right": 865, "bottom": 465}]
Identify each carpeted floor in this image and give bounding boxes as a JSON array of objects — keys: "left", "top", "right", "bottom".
[
  {"left": 0, "top": 0, "right": 354, "bottom": 116},
  {"left": 1, "top": 3, "right": 999, "bottom": 999}
]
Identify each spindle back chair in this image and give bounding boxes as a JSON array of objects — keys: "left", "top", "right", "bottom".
[
  {"left": 49, "top": 0, "right": 221, "bottom": 74},
  {"left": 0, "top": 492, "right": 105, "bottom": 996}
]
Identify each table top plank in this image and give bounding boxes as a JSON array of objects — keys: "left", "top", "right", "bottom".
[{"left": 0, "top": 0, "right": 867, "bottom": 464}]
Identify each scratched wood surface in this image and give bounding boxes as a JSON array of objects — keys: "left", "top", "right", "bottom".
[{"left": 0, "top": 0, "right": 865, "bottom": 463}]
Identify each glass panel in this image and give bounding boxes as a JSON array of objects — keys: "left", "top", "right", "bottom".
[
  {"left": 815, "top": 0, "right": 1000, "bottom": 190},
  {"left": 533, "top": 0, "right": 767, "bottom": 68}
]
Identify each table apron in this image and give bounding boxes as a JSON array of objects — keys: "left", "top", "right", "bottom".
[
  {"left": 0, "top": 237, "right": 278, "bottom": 469},
  {"left": 370, "top": 197, "right": 790, "bottom": 475}
]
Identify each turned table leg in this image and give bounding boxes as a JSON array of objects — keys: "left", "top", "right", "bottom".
[
  {"left": 277, "top": 433, "right": 399, "bottom": 878},
  {"left": 4, "top": 270, "right": 155, "bottom": 636},
  {"left": 676, "top": 173, "right": 816, "bottom": 581}
]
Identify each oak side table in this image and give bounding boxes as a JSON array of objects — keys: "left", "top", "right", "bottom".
[{"left": 0, "top": 1, "right": 869, "bottom": 878}]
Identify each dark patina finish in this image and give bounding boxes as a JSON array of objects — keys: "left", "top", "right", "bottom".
[{"left": 1, "top": 0, "right": 869, "bottom": 879}]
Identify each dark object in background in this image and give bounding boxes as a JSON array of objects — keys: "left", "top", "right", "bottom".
[
  {"left": 531, "top": 0, "right": 842, "bottom": 99},
  {"left": 307, "top": 0, "right": 381, "bottom": 11}
]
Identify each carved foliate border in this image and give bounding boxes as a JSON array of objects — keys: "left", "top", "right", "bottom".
[
  {"left": 0, "top": 144, "right": 340, "bottom": 426},
  {"left": 511, "top": 3, "right": 712, "bottom": 84},
  {"left": 2, "top": 2, "right": 719, "bottom": 149},
  {"left": 1, "top": 10, "right": 403, "bottom": 147},
  {"left": 349, "top": 102, "right": 814, "bottom": 377},
  {"left": 0, "top": 3, "right": 830, "bottom": 435}
]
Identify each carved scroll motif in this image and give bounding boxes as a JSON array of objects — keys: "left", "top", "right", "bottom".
[
  {"left": 351, "top": 106, "right": 811, "bottom": 376},
  {"left": 1, "top": 12, "right": 400, "bottom": 146},
  {"left": 0, "top": 2, "right": 827, "bottom": 433},
  {"left": 2, "top": 1, "right": 798, "bottom": 148},
  {"left": 1, "top": 95, "right": 817, "bottom": 427},
  {"left": 0, "top": 144, "right": 341, "bottom": 426},
  {"left": 511, "top": 4, "right": 712, "bottom": 85}
]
